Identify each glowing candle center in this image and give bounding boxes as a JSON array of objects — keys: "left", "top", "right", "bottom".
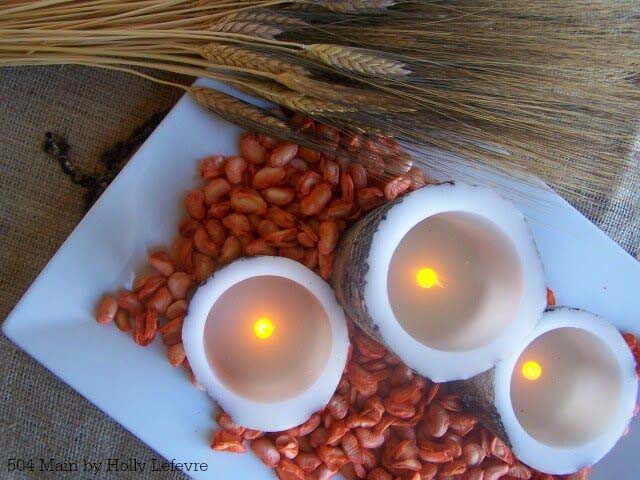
[
  {"left": 253, "top": 317, "right": 275, "bottom": 339},
  {"left": 522, "top": 360, "right": 542, "bottom": 381},
  {"left": 416, "top": 268, "right": 443, "bottom": 289}
]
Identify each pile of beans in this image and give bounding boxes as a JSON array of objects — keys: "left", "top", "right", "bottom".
[{"left": 95, "top": 120, "right": 636, "bottom": 480}]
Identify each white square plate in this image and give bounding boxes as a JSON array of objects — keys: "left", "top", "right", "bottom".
[{"left": 4, "top": 79, "right": 640, "bottom": 479}]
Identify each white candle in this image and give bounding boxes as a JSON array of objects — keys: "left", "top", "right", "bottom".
[
  {"left": 333, "top": 182, "right": 547, "bottom": 381},
  {"left": 182, "top": 256, "right": 349, "bottom": 432},
  {"left": 457, "top": 308, "right": 638, "bottom": 474}
]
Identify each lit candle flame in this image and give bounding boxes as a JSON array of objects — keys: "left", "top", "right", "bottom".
[
  {"left": 253, "top": 317, "right": 275, "bottom": 339},
  {"left": 416, "top": 268, "right": 444, "bottom": 289},
  {"left": 522, "top": 361, "right": 542, "bottom": 381}
]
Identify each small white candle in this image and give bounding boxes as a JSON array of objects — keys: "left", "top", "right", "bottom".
[
  {"left": 333, "top": 182, "right": 547, "bottom": 381},
  {"left": 182, "top": 256, "right": 349, "bottom": 432},
  {"left": 487, "top": 308, "right": 637, "bottom": 474}
]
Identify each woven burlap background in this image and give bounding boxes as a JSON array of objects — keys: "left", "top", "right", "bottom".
[{"left": 0, "top": 65, "right": 638, "bottom": 479}]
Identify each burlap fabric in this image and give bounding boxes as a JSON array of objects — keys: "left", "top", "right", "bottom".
[{"left": 0, "top": 65, "right": 638, "bottom": 479}]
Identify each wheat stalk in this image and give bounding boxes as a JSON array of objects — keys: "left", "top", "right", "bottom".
[
  {"left": 302, "top": 43, "right": 411, "bottom": 77},
  {"left": 310, "top": 0, "right": 398, "bottom": 13},
  {"left": 274, "top": 72, "right": 414, "bottom": 112},
  {"left": 209, "top": 21, "right": 283, "bottom": 40},
  {"left": 201, "top": 43, "right": 309, "bottom": 76},
  {"left": 232, "top": 78, "right": 358, "bottom": 114},
  {"left": 189, "top": 86, "right": 291, "bottom": 131},
  {"left": 215, "top": 9, "right": 308, "bottom": 27}
]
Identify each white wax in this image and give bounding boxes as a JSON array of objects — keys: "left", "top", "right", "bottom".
[{"left": 182, "top": 256, "right": 349, "bottom": 432}]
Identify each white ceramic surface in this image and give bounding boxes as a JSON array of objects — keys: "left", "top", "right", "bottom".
[{"left": 3, "top": 79, "right": 639, "bottom": 479}]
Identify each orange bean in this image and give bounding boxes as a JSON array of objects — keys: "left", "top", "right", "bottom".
[
  {"left": 384, "top": 176, "right": 411, "bottom": 201},
  {"left": 295, "top": 452, "right": 322, "bottom": 473},
  {"left": 230, "top": 188, "right": 267, "bottom": 215},
  {"left": 219, "top": 236, "right": 242, "bottom": 264},
  {"left": 253, "top": 166, "right": 286, "bottom": 189},
  {"left": 324, "top": 199, "right": 354, "bottom": 220},
  {"left": 546, "top": 287, "right": 556, "bottom": 307},
  {"left": 208, "top": 201, "right": 232, "bottom": 219},
  {"left": 356, "top": 187, "right": 384, "bottom": 211},
  {"left": 262, "top": 187, "right": 295, "bottom": 206},
  {"left": 172, "top": 237, "right": 193, "bottom": 273},
  {"left": 304, "top": 248, "right": 319, "bottom": 270},
  {"left": 367, "top": 468, "right": 392, "bottom": 480},
  {"left": 204, "top": 178, "right": 231, "bottom": 204},
  {"left": 194, "top": 227, "right": 220, "bottom": 257},
  {"left": 114, "top": 309, "right": 131, "bottom": 332},
  {"left": 211, "top": 430, "right": 246, "bottom": 453},
  {"left": 266, "top": 206, "right": 297, "bottom": 228},
  {"left": 136, "top": 274, "right": 166, "bottom": 301},
  {"left": 167, "top": 272, "right": 192, "bottom": 299},
  {"left": 483, "top": 464, "right": 509, "bottom": 480},
  {"left": 297, "top": 231, "right": 316, "bottom": 248},
  {"left": 322, "top": 160, "right": 340, "bottom": 187},
  {"left": 185, "top": 189, "right": 206, "bottom": 220},
  {"left": 179, "top": 218, "right": 200, "bottom": 237},
  {"left": 289, "top": 157, "right": 309, "bottom": 172},
  {"left": 300, "top": 184, "right": 332, "bottom": 216},
  {"left": 340, "top": 172, "right": 355, "bottom": 203},
  {"left": 319, "top": 252, "right": 334, "bottom": 280},
  {"left": 319, "top": 221, "right": 339, "bottom": 255},
  {"left": 299, "top": 147, "right": 321, "bottom": 164},
  {"left": 193, "top": 253, "right": 216, "bottom": 282},
  {"left": 297, "top": 171, "right": 322, "bottom": 197},
  {"left": 149, "top": 251, "right": 175, "bottom": 277},
  {"left": 256, "top": 219, "right": 278, "bottom": 239},
  {"left": 134, "top": 309, "right": 158, "bottom": 346},
  {"left": 265, "top": 228, "right": 298, "bottom": 247},
  {"left": 222, "top": 213, "right": 251, "bottom": 236},
  {"left": 200, "top": 154, "right": 225, "bottom": 180},
  {"left": 205, "top": 219, "right": 227, "bottom": 246},
  {"left": 269, "top": 143, "right": 299, "bottom": 167},
  {"left": 146, "top": 286, "right": 173, "bottom": 315},
  {"left": 245, "top": 239, "right": 277, "bottom": 256},
  {"left": 349, "top": 163, "right": 368, "bottom": 190},
  {"left": 279, "top": 246, "right": 306, "bottom": 263},
  {"left": 167, "top": 343, "right": 186, "bottom": 367},
  {"left": 166, "top": 300, "right": 188, "bottom": 320},
  {"left": 96, "top": 295, "right": 118, "bottom": 324},
  {"left": 224, "top": 156, "right": 247, "bottom": 184},
  {"left": 275, "top": 434, "right": 299, "bottom": 460},
  {"left": 258, "top": 134, "right": 279, "bottom": 149},
  {"left": 251, "top": 437, "right": 281, "bottom": 468},
  {"left": 116, "top": 290, "right": 143, "bottom": 314},
  {"left": 240, "top": 133, "right": 267, "bottom": 165}
]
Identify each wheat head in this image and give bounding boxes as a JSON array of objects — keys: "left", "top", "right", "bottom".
[{"left": 201, "top": 44, "right": 309, "bottom": 77}]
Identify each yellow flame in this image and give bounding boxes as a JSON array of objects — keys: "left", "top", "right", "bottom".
[
  {"left": 253, "top": 317, "right": 275, "bottom": 339},
  {"left": 416, "top": 268, "right": 443, "bottom": 289},
  {"left": 522, "top": 361, "right": 542, "bottom": 381}
]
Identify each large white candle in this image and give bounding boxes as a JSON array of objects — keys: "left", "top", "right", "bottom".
[
  {"left": 333, "top": 182, "right": 547, "bottom": 381},
  {"left": 182, "top": 256, "right": 349, "bottom": 432},
  {"left": 453, "top": 308, "right": 638, "bottom": 474}
]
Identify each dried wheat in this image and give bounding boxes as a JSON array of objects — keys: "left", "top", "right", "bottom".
[
  {"left": 303, "top": 44, "right": 410, "bottom": 77},
  {"left": 189, "top": 87, "right": 290, "bottom": 131},
  {"left": 311, "top": 0, "right": 398, "bottom": 13},
  {"left": 234, "top": 79, "right": 357, "bottom": 114},
  {"left": 215, "top": 10, "right": 308, "bottom": 27},
  {"left": 275, "top": 72, "right": 414, "bottom": 112},
  {"left": 209, "top": 21, "right": 282, "bottom": 40},
  {"left": 201, "top": 44, "right": 309, "bottom": 77}
]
